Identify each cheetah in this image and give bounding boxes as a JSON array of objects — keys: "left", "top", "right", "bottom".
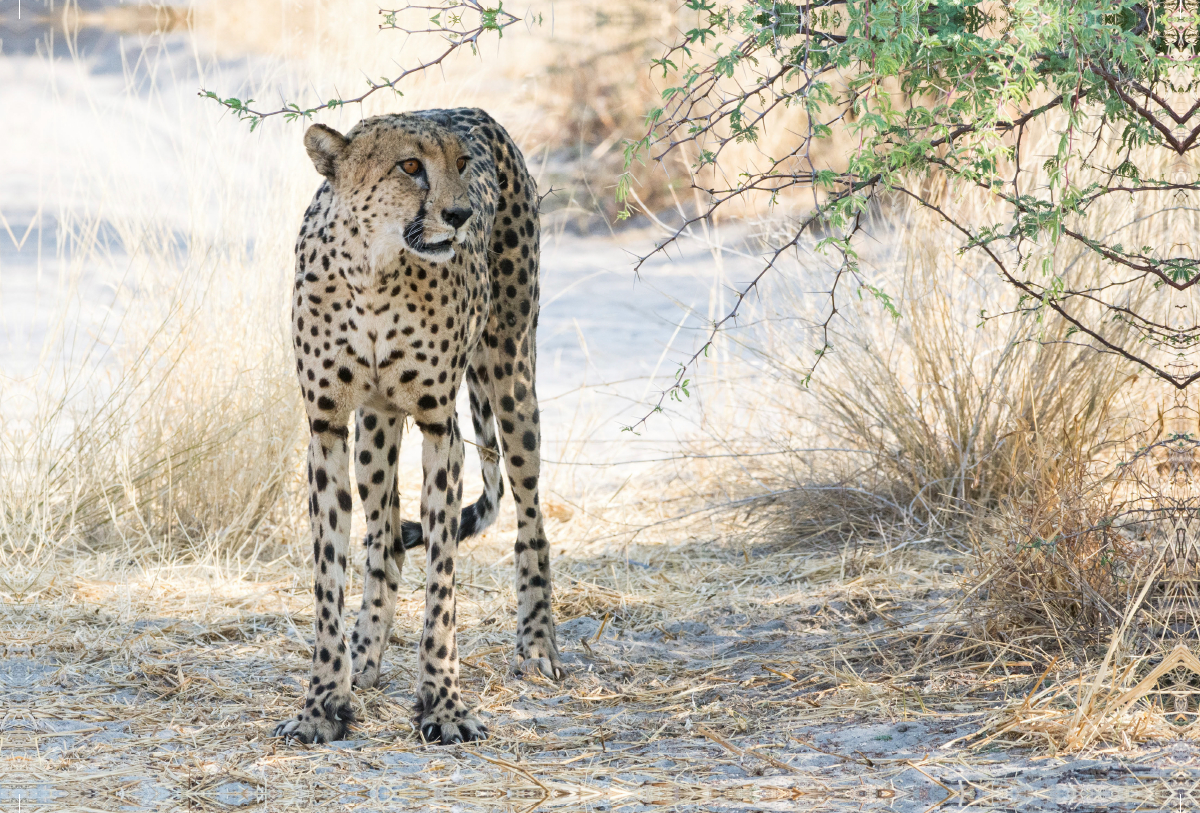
[{"left": 273, "top": 109, "right": 562, "bottom": 746}]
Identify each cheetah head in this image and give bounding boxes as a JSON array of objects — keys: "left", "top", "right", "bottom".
[{"left": 304, "top": 116, "right": 474, "bottom": 267}]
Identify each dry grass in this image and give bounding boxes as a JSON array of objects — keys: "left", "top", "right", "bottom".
[
  {"left": 962, "top": 434, "right": 1149, "bottom": 658},
  {"left": 966, "top": 646, "right": 1200, "bottom": 753},
  {"left": 5, "top": 491, "right": 991, "bottom": 809}
]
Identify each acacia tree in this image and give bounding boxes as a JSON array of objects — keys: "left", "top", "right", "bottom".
[
  {"left": 622, "top": 0, "right": 1200, "bottom": 403},
  {"left": 206, "top": 0, "right": 1200, "bottom": 403}
]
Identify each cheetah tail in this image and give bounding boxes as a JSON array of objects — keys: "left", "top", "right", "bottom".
[{"left": 398, "top": 377, "right": 505, "bottom": 550}]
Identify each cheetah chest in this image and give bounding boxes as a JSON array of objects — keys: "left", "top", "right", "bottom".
[{"left": 329, "top": 259, "right": 488, "bottom": 414}]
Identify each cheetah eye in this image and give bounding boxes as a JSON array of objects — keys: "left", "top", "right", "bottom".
[
  {"left": 399, "top": 159, "right": 422, "bottom": 176},
  {"left": 456, "top": 156, "right": 468, "bottom": 173}
]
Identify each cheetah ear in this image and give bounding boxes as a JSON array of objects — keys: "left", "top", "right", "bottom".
[{"left": 304, "top": 124, "right": 349, "bottom": 179}]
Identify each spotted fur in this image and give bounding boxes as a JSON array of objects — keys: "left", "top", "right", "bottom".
[{"left": 272, "top": 109, "right": 561, "bottom": 746}]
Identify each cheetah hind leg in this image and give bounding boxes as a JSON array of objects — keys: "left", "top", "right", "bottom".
[{"left": 490, "top": 374, "right": 564, "bottom": 682}]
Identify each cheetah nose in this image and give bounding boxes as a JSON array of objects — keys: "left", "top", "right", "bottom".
[{"left": 442, "top": 207, "right": 473, "bottom": 229}]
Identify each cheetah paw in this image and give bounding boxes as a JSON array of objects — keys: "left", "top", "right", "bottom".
[
  {"left": 419, "top": 715, "right": 489, "bottom": 745},
  {"left": 272, "top": 694, "right": 355, "bottom": 744},
  {"left": 514, "top": 637, "right": 565, "bottom": 681},
  {"left": 414, "top": 695, "right": 488, "bottom": 745}
]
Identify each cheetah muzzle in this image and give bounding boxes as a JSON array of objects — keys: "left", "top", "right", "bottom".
[{"left": 272, "top": 109, "right": 562, "bottom": 747}]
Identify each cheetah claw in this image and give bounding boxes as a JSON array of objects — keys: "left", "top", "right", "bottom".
[
  {"left": 419, "top": 717, "right": 489, "bottom": 745},
  {"left": 516, "top": 656, "right": 565, "bottom": 681}
]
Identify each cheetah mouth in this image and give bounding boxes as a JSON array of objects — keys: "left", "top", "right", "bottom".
[
  {"left": 403, "top": 213, "right": 455, "bottom": 260},
  {"left": 405, "top": 237, "right": 454, "bottom": 262}
]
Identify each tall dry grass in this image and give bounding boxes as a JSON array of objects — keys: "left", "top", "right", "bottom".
[
  {"left": 692, "top": 226, "right": 1141, "bottom": 537},
  {"left": 3, "top": 8, "right": 342, "bottom": 587},
  {"left": 668, "top": 114, "right": 1196, "bottom": 671},
  {"left": 0, "top": 159, "right": 307, "bottom": 588}
]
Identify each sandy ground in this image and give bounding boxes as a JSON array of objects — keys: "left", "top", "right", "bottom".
[{"left": 4, "top": 519, "right": 1192, "bottom": 813}]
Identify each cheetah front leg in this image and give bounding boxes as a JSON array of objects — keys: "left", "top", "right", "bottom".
[
  {"left": 413, "top": 415, "right": 489, "bottom": 744},
  {"left": 274, "top": 425, "right": 356, "bottom": 743},
  {"left": 350, "top": 408, "right": 404, "bottom": 689}
]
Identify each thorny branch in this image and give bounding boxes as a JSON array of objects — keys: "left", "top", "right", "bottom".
[
  {"left": 617, "top": 0, "right": 1200, "bottom": 430},
  {"left": 199, "top": 1, "right": 518, "bottom": 129}
]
